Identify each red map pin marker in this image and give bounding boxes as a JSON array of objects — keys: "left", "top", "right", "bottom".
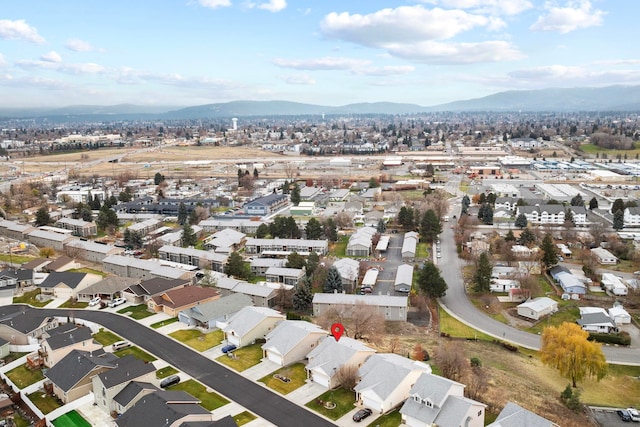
[{"left": 331, "top": 323, "right": 345, "bottom": 342}]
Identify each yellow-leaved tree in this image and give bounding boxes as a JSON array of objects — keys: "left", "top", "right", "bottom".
[{"left": 540, "top": 322, "right": 608, "bottom": 388}]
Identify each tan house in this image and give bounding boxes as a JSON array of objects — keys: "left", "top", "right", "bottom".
[
  {"left": 148, "top": 286, "right": 220, "bottom": 317},
  {"left": 38, "top": 271, "right": 103, "bottom": 300},
  {"left": 0, "top": 305, "right": 59, "bottom": 345},
  {"left": 40, "top": 324, "right": 102, "bottom": 368}
]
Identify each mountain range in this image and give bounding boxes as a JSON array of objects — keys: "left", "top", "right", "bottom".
[{"left": 1, "top": 85, "right": 639, "bottom": 122}]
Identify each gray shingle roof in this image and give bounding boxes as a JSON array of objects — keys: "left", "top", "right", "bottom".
[
  {"left": 44, "top": 349, "right": 118, "bottom": 392},
  {"left": 115, "top": 390, "right": 209, "bottom": 427},
  {"left": 96, "top": 355, "right": 156, "bottom": 389},
  {"left": 180, "top": 293, "right": 252, "bottom": 322},
  {"left": 44, "top": 325, "right": 94, "bottom": 350},
  {"left": 39, "top": 271, "right": 87, "bottom": 289},
  {"left": 0, "top": 305, "right": 54, "bottom": 334},
  {"left": 113, "top": 381, "right": 158, "bottom": 407},
  {"left": 488, "top": 402, "right": 558, "bottom": 427}
]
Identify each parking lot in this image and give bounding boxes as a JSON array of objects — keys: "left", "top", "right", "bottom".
[{"left": 590, "top": 407, "right": 638, "bottom": 427}]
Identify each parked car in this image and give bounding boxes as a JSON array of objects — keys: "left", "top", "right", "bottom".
[
  {"left": 108, "top": 297, "right": 126, "bottom": 307},
  {"left": 352, "top": 408, "right": 372, "bottom": 422},
  {"left": 88, "top": 296, "right": 101, "bottom": 307},
  {"left": 618, "top": 409, "right": 632, "bottom": 422},
  {"left": 221, "top": 344, "right": 237, "bottom": 354},
  {"left": 112, "top": 341, "right": 131, "bottom": 351},
  {"left": 160, "top": 375, "right": 181, "bottom": 388},
  {"left": 627, "top": 408, "right": 640, "bottom": 422}
]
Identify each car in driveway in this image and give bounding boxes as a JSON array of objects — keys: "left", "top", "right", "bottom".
[
  {"left": 88, "top": 296, "right": 102, "bottom": 306},
  {"left": 618, "top": 409, "right": 632, "bottom": 422},
  {"left": 352, "top": 408, "right": 372, "bottom": 422},
  {"left": 221, "top": 344, "right": 237, "bottom": 354},
  {"left": 627, "top": 408, "right": 640, "bottom": 422},
  {"left": 108, "top": 297, "right": 126, "bottom": 307}
]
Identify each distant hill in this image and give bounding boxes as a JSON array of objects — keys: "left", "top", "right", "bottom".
[{"left": 1, "top": 85, "right": 639, "bottom": 122}]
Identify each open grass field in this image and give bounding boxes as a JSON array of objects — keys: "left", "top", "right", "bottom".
[{"left": 579, "top": 142, "right": 640, "bottom": 158}]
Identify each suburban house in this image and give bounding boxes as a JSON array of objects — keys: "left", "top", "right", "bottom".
[
  {"left": 590, "top": 247, "right": 618, "bottom": 265},
  {"left": 222, "top": 306, "right": 285, "bottom": 348},
  {"left": 306, "top": 336, "right": 376, "bottom": 389},
  {"left": 216, "top": 276, "right": 278, "bottom": 308},
  {"left": 609, "top": 304, "right": 631, "bottom": 325},
  {"left": 39, "top": 324, "right": 102, "bottom": 368},
  {"left": 624, "top": 206, "right": 640, "bottom": 227},
  {"left": 44, "top": 255, "right": 81, "bottom": 272},
  {"left": 45, "top": 349, "right": 119, "bottom": 404},
  {"left": 401, "top": 232, "right": 419, "bottom": 260},
  {"left": 92, "top": 354, "right": 156, "bottom": 415},
  {"left": 101, "top": 381, "right": 158, "bottom": 419},
  {"left": 601, "top": 273, "right": 628, "bottom": 296},
  {"left": 250, "top": 258, "right": 286, "bottom": 276},
  {"left": 554, "top": 271, "right": 587, "bottom": 296},
  {"left": 487, "top": 402, "right": 559, "bottom": 427},
  {"left": 262, "top": 320, "right": 327, "bottom": 366},
  {"left": 577, "top": 312, "right": 618, "bottom": 334},
  {"left": 114, "top": 390, "right": 217, "bottom": 427},
  {"left": 0, "top": 272, "right": 18, "bottom": 303},
  {"left": 516, "top": 297, "right": 558, "bottom": 321},
  {"left": 76, "top": 276, "right": 140, "bottom": 303},
  {"left": 332, "top": 258, "right": 360, "bottom": 290},
  {"left": 490, "top": 279, "right": 520, "bottom": 293},
  {"left": 0, "top": 338, "right": 9, "bottom": 360},
  {"left": 148, "top": 286, "right": 220, "bottom": 317},
  {"left": 202, "top": 228, "right": 245, "bottom": 253},
  {"left": 54, "top": 217, "right": 97, "bottom": 237},
  {"left": 394, "top": 264, "right": 414, "bottom": 293},
  {"left": 355, "top": 353, "right": 432, "bottom": 414},
  {"left": 347, "top": 227, "right": 377, "bottom": 257},
  {"left": 265, "top": 267, "right": 305, "bottom": 287},
  {"left": 38, "top": 271, "right": 103, "bottom": 300},
  {"left": 122, "top": 277, "right": 191, "bottom": 304},
  {"left": 0, "top": 305, "right": 59, "bottom": 345},
  {"left": 400, "top": 372, "right": 486, "bottom": 427},
  {"left": 242, "top": 193, "right": 289, "bottom": 216},
  {"left": 158, "top": 245, "right": 227, "bottom": 272},
  {"left": 178, "top": 293, "right": 253, "bottom": 329},
  {"left": 244, "top": 238, "right": 328, "bottom": 257},
  {"left": 312, "top": 293, "right": 409, "bottom": 322}
]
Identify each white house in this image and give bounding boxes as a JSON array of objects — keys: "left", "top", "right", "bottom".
[
  {"left": 400, "top": 373, "right": 485, "bottom": 427},
  {"left": 306, "top": 336, "right": 376, "bottom": 389},
  {"left": 332, "top": 258, "right": 360, "bottom": 290},
  {"left": 355, "top": 353, "right": 431, "bottom": 415},
  {"left": 487, "top": 402, "right": 559, "bottom": 427},
  {"left": 577, "top": 312, "right": 618, "bottom": 334},
  {"left": 601, "top": 273, "right": 628, "bottom": 296},
  {"left": 490, "top": 279, "right": 520, "bottom": 293},
  {"left": 261, "top": 321, "right": 327, "bottom": 366},
  {"left": 222, "top": 306, "right": 285, "bottom": 348},
  {"left": 609, "top": 305, "right": 631, "bottom": 325},
  {"left": 394, "top": 264, "right": 414, "bottom": 293},
  {"left": 624, "top": 206, "right": 640, "bottom": 227},
  {"left": 590, "top": 247, "right": 618, "bottom": 265},
  {"left": 516, "top": 297, "right": 558, "bottom": 321}
]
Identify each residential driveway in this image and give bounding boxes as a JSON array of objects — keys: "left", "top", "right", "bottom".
[
  {"left": 242, "top": 359, "right": 280, "bottom": 381},
  {"left": 286, "top": 382, "right": 327, "bottom": 406},
  {"left": 335, "top": 406, "right": 369, "bottom": 427}
]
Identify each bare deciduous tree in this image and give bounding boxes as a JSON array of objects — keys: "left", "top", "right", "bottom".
[
  {"left": 434, "top": 341, "right": 468, "bottom": 382},
  {"left": 334, "top": 212, "right": 353, "bottom": 229},
  {"left": 334, "top": 364, "right": 359, "bottom": 390},
  {"left": 465, "top": 366, "right": 489, "bottom": 400},
  {"left": 316, "top": 301, "right": 385, "bottom": 342}
]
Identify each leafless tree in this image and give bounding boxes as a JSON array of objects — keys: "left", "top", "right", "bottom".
[
  {"left": 334, "top": 364, "right": 359, "bottom": 390},
  {"left": 284, "top": 163, "right": 298, "bottom": 180},
  {"left": 465, "top": 366, "right": 489, "bottom": 401},
  {"left": 589, "top": 222, "right": 607, "bottom": 247},
  {"left": 316, "top": 301, "right": 385, "bottom": 342},
  {"left": 434, "top": 341, "right": 468, "bottom": 382},
  {"left": 275, "top": 285, "right": 293, "bottom": 311},
  {"left": 334, "top": 212, "right": 353, "bottom": 229}
]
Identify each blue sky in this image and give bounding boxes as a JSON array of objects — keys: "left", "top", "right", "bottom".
[{"left": 0, "top": 0, "right": 638, "bottom": 108}]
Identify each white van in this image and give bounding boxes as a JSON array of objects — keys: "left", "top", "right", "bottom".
[{"left": 112, "top": 341, "right": 131, "bottom": 351}]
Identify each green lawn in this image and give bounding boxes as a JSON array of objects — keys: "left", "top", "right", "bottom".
[
  {"left": 233, "top": 411, "right": 257, "bottom": 426},
  {"left": 151, "top": 317, "right": 179, "bottom": 329},
  {"left": 306, "top": 388, "right": 356, "bottom": 420},
  {"left": 52, "top": 410, "right": 92, "bottom": 427},
  {"left": 527, "top": 305, "right": 580, "bottom": 334},
  {"left": 416, "top": 243, "right": 429, "bottom": 258},
  {"left": 92, "top": 328, "right": 123, "bottom": 346},
  {"left": 6, "top": 364, "right": 44, "bottom": 388},
  {"left": 27, "top": 391, "right": 63, "bottom": 414},
  {"left": 0, "top": 254, "right": 34, "bottom": 264},
  {"left": 259, "top": 363, "right": 306, "bottom": 394},
  {"left": 69, "top": 267, "right": 107, "bottom": 277},
  {"left": 156, "top": 366, "right": 179, "bottom": 379},
  {"left": 579, "top": 142, "right": 640, "bottom": 158},
  {"left": 169, "top": 329, "right": 224, "bottom": 351},
  {"left": 13, "top": 289, "right": 49, "bottom": 307},
  {"left": 216, "top": 344, "right": 264, "bottom": 371},
  {"left": 114, "top": 346, "right": 156, "bottom": 362},
  {"left": 58, "top": 299, "right": 89, "bottom": 309},
  {"left": 168, "top": 379, "right": 229, "bottom": 410},
  {"left": 438, "top": 306, "right": 493, "bottom": 341},
  {"left": 331, "top": 235, "right": 349, "bottom": 257},
  {"left": 368, "top": 409, "right": 401, "bottom": 427},
  {"left": 117, "top": 304, "right": 155, "bottom": 320}
]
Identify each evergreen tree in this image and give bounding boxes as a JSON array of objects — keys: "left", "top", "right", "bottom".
[
  {"left": 473, "top": 252, "right": 492, "bottom": 293},
  {"left": 420, "top": 209, "right": 442, "bottom": 243},
  {"left": 515, "top": 213, "right": 528, "bottom": 229},
  {"left": 305, "top": 218, "right": 323, "bottom": 240},
  {"left": 118, "top": 191, "right": 132, "bottom": 202},
  {"left": 417, "top": 262, "right": 448, "bottom": 298},
  {"left": 96, "top": 204, "right": 118, "bottom": 232},
  {"left": 324, "top": 266, "right": 343, "bottom": 293},
  {"left": 109, "top": 195, "right": 118, "bottom": 207},
  {"left": 256, "top": 223, "right": 270, "bottom": 238},
  {"left": 518, "top": 228, "right": 537, "bottom": 246},
  {"left": 505, "top": 230, "right": 516, "bottom": 242},
  {"left": 293, "top": 279, "right": 313, "bottom": 313},
  {"left": 376, "top": 218, "right": 386, "bottom": 233},
  {"left": 286, "top": 251, "right": 306, "bottom": 269},
  {"left": 479, "top": 204, "right": 493, "bottom": 225},
  {"left": 177, "top": 202, "right": 188, "bottom": 225},
  {"left": 290, "top": 183, "right": 301, "bottom": 206},
  {"left": 611, "top": 198, "right": 625, "bottom": 215},
  {"left": 570, "top": 194, "right": 584, "bottom": 206},
  {"left": 613, "top": 209, "right": 624, "bottom": 230},
  {"left": 461, "top": 195, "right": 470, "bottom": 215},
  {"left": 541, "top": 233, "right": 559, "bottom": 268},
  {"left": 398, "top": 206, "right": 415, "bottom": 229},
  {"left": 154, "top": 172, "right": 165, "bottom": 185},
  {"left": 253, "top": 168, "right": 259, "bottom": 179},
  {"left": 182, "top": 222, "right": 198, "bottom": 247},
  {"left": 34, "top": 207, "right": 51, "bottom": 227},
  {"left": 323, "top": 218, "right": 338, "bottom": 242},
  {"left": 224, "top": 251, "right": 250, "bottom": 279},
  {"left": 305, "top": 252, "right": 319, "bottom": 278}
]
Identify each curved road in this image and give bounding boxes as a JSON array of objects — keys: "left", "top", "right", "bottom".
[
  {"left": 438, "top": 202, "right": 640, "bottom": 366},
  {"left": 24, "top": 306, "right": 336, "bottom": 427}
]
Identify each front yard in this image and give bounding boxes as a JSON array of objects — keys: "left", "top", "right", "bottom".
[
  {"left": 92, "top": 328, "right": 123, "bottom": 346},
  {"left": 169, "top": 329, "right": 224, "bottom": 351},
  {"left": 13, "top": 289, "right": 49, "bottom": 308},
  {"left": 167, "top": 379, "right": 229, "bottom": 411},
  {"left": 259, "top": 363, "right": 307, "bottom": 394},
  {"left": 305, "top": 388, "right": 356, "bottom": 420},
  {"left": 215, "top": 344, "right": 263, "bottom": 371},
  {"left": 113, "top": 346, "right": 156, "bottom": 362},
  {"left": 368, "top": 409, "right": 401, "bottom": 427},
  {"left": 117, "top": 304, "right": 155, "bottom": 320}
]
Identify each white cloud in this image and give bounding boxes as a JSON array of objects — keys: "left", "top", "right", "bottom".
[
  {"left": 424, "top": 0, "right": 533, "bottom": 16},
  {"left": 41, "top": 51, "right": 62, "bottom": 63},
  {"left": 594, "top": 59, "right": 640, "bottom": 66},
  {"left": 256, "top": 0, "right": 287, "bottom": 12},
  {"left": 0, "top": 19, "right": 45, "bottom": 44},
  {"left": 198, "top": 0, "right": 232, "bottom": 9},
  {"left": 386, "top": 40, "right": 524, "bottom": 64},
  {"left": 355, "top": 65, "right": 415, "bottom": 76},
  {"left": 530, "top": 0, "right": 605, "bottom": 34},
  {"left": 65, "top": 38, "right": 100, "bottom": 52},
  {"left": 273, "top": 57, "right": 370, "bottom": 71},
  {"left": 321, "top": 6, "right": 499, "bottom": 46},
  {"left": 282, "top": 74, "right": 315, "bottom": 85},
  {"left": 16, "top": 59, "right": 105, "bottom": 75},
  {"left": 0, "top": 54, "right": 7, "bottom": 68}
]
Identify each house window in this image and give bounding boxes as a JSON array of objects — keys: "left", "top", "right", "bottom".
[{"left": 413, "top": 395, "right": 421, "bottom": 403}]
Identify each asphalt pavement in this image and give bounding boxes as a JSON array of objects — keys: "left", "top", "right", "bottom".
[{"left": 26, "top": 306, "right": 337, "bottom": 427}]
